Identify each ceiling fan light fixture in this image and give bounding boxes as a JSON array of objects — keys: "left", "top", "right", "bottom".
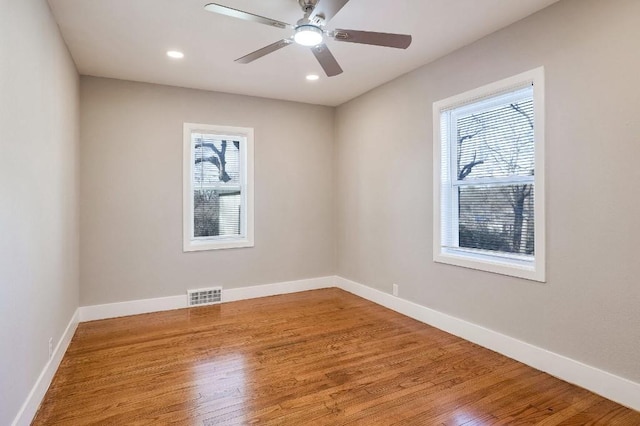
[{"left": 294, "top": 25, "right": 323, "bottom": 46}]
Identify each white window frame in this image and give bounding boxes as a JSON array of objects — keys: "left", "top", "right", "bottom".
[
  {"left": 433, "top": 67, "right": 545, "bottom": 282},
  {"left": 183, "top": 123, "right": 254, "bottom": 252}
]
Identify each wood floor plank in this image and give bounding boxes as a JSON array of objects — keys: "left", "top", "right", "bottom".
[{"left": 32, "top": 289, "right": 640, "bottom": 425}]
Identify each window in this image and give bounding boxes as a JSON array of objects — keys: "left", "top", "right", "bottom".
[
  {"left": 433, "top": 68, "right": 545, "bottom": 281},
  {"left": 183, "top": 123, "right": 254, "bottom": 251}
]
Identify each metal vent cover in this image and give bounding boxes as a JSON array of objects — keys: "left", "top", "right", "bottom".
[{"left": 187, "top": 287, "right": 222, "bottom": 306}]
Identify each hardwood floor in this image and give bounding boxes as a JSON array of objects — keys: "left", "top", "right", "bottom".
[{"left": 33, "top": 289, "right": 639, "bottom": 425}]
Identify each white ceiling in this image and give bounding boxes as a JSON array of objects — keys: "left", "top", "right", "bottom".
[{"left": 48, "top": 0, "right": 559, "bottom": 106}]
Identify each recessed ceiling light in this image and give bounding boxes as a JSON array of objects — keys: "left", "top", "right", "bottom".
[
  {"left": 166, "top": 50, "right": 184, "bottom": 59},
  {"left": 306, "top": 74, "right": 320, "bottom": 81}
]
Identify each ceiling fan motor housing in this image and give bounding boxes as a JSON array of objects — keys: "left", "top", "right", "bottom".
[{"left": 298, "top": 0, "right": 319, "bottom": 13}]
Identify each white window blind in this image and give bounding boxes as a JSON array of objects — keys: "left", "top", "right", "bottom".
[{"left": 193, "top": 135, "right": 243, "bottom": 238}]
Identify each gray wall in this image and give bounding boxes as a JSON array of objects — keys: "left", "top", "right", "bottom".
[
  {"left": 80, "top": 77, "right": 335, "bottom": 306},
  {"left": 0, "top": 0, "right": 80, "bottom": 423},
  {"left": 335, "top": 0, "right": 640, "bottom": 382}
]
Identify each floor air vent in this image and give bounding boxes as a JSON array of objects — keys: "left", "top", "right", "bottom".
[{"left": 187, "top": 287, "right": 222, "bottom": 306}]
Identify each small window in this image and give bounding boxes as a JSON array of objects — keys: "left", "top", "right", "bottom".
[
  {"left": 183, "top": 123, "right": 254, "bottom": 251},
  {"left": 433, "top": 68, "right": 545, "bottom": 281}
]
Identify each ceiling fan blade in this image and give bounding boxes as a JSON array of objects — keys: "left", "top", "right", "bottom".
[
  {"left": 235, "top": 39, "right": 293, "bottom": 64},
  {"left": 332, "top": 29, "right": 412, "bottom": 49},
  {"left": 311, "top": 44, "right": 343, "bottom": 77},
  {"left": 204, "top": 3, "right": 292, "bottom": 30},
  {"left": 309, "top": 0, "right": 350, "bottom": 24}
]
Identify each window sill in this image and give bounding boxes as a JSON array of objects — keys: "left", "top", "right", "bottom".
[
  {"left": 434, "top": 248, "right": 545, "bottom": 282},
  {"left": 184, "top": 238, "right": 254, "bottom": 252}
]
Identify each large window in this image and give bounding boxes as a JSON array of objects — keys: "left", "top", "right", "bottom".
[
  {"left": 183, "top": 123, "right": 254, "bottom": 251},
  {"left": 433, "top": 68, "right": 545, "bottom": 281}
]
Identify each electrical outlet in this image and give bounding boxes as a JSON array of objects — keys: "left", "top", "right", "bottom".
[
  {"left": 48, "top": 337, "right": 53, "bottom": 359},
  {"left": 392, "top": 283, "right": 399, "bottom": 296}
]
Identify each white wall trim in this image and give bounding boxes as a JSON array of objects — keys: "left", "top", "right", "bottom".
[
  {"left": 79, "top": 294, "right": 187, "bottom": 322},
  {"left": 11, "top": 309, "right": 79, "bottom": 426},
  {"left": 223, "top": 276, "right": 334, "bottom": 303},
  {"left": 335, "top": 276, "right": 640, "bottom": 411},
  {"left": 79, "top": 276, "right": 335, "bottom": 322},
  {"left": 182, "top": 122, "right": 255, "bottom": 252},
  {"left": 432, "top": 66, "right": 546, "bottom": 283}
]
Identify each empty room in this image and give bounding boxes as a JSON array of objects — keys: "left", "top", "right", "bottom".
[{"left": 2, "top": 0, "right": 640, "bottom": 424}]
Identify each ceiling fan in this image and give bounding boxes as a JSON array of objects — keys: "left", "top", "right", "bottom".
[{"left": 204, "top": 0, "right": 412, "bottom": 77}]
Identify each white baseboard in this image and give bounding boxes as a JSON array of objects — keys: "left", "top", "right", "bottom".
[
  {"left": 11, "top": 309, "right": 79, "bottom": 426},
  {"left": 79, "top": 294, "right": 187, "bottom": 322},
  {"left": 223, "top": 276, "right": 333, "bottom": 302},
  {"left": 335, "top": 276, "right": 640, "bottom": 412},
  {"left": 25, "top": 275, "right": 638, "bottom": 426},
  {"left": 79, "top": 276, "right": 334, "bottom": 322}
]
